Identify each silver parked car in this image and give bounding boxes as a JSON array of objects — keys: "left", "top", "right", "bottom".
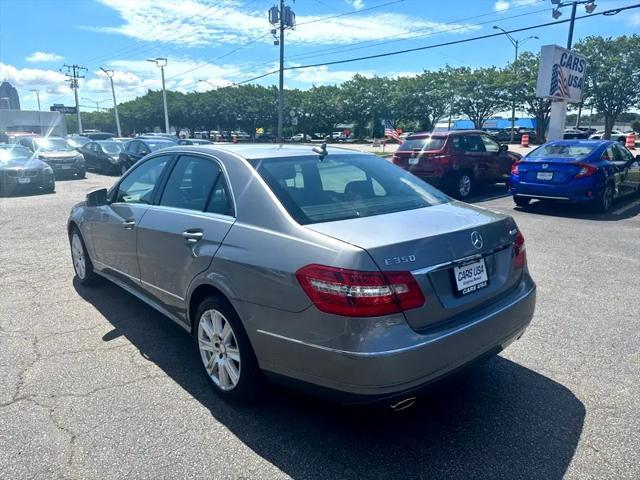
[{"left": 68, "top": 145, "right": 536, "bottom": 406}]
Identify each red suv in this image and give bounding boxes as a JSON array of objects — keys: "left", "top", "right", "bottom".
[{"left": 392, "top": 130, "right": 521, "bottom": 199}]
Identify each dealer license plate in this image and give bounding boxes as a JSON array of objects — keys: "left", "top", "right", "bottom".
[
  {"left": 453, "top": 258, "right": 488, "bottom": 296},
  {"left": 537, "top": 171, "right": 553, "bottom": 180},
  {"left": 18, "top": 177, "right": 31, "bottom": 184}
]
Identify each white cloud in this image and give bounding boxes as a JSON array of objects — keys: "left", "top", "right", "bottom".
[
  {"left": 82, "top": 0, "right": 479, "bottom": 47},
  {"left": 0, "top": 63, "right": 68, "bottom": 94},
  {"left": 25, "top": 51, "right": 64, "bottom": 63},
  {"left": 494, "top": 1, "right": 510, "bottom": 12},
  {"left": 290, "top": 65, "right": 374, "bottom": 85},
  {"left": 345, "top": 0, "right": 365, "bottom": 10}
]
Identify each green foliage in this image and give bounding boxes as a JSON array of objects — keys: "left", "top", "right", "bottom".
[{"left": 575, "top": 35, "right": 640, "bottom": 139}]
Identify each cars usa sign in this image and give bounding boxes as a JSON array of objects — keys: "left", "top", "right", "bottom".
[{"left": 536, "top": 45, "right": 587, "bottom": 104}]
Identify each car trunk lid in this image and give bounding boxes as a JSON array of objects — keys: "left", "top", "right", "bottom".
[{"left": 305, "top": 202, "right": 523, "bottom": 331}]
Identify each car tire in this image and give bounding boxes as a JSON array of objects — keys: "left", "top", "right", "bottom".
[
  {"left": 69, "top": 228, "right": 99, "bottom": 285},
  {"left": 77, "top": 169, "right": 86, "bottom": 179},
  {"left": 120, "top": 164, "right": 128, "bottom": 176},
  {"left": 595, "top": 183, "right": 614, "bottom": 213},
  {"left": 451, "top": 171, "right": 474, "bottom": 200},
  {"left": 194, "top": 296, "right": 263, "bottom": 403},
  {"left": 514, "top": 196, "right": 531, "bottom": 207}
]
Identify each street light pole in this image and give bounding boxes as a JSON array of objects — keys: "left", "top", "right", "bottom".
[
  {"left": 277, "top": 0, "right": 285, "bottom": 144},
  {"left": 493, "top": 26, "right": 538, "bottom": 144},
  {"left": 101, "top": 67, "right": 122, "bottom": 137},
  {"left": 147, "top": 58, "right": 170, "bottom": 134},
  {"left": 31, "top": 89, "right": 41, "bottom": 134}
]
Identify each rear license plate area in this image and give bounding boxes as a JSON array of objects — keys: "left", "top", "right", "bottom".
[
  {"left": 536, "top": 171, "right": 553, "bottom": 180},
  {"left": 453, "top": 258, "right": 488, "bottom": 296}
]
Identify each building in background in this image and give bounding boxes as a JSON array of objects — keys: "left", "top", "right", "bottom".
[
  {"left": 0, "top": 81, "right": 21, "bottom": 110},
  {"left": 0, "top": 110, "right": 66, "bottom": 137}
]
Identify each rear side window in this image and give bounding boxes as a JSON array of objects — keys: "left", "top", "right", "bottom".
[
  {"left": 160, "top": 155, "right": 221, "bottom": 212},
  {"left": 252, "top": 154, "right": 448, "bottom": 225},
  {"left": 399, "top": 137, "right": 445, "bottom": 151}
]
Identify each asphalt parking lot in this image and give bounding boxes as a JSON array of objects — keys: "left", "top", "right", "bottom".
[{"left": 1, "top": 173, "right": 639, "bottom": 480}]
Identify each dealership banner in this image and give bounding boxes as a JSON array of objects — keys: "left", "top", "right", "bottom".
[{"left": 536, "top": 45, "right": 587, "bottom": 104}]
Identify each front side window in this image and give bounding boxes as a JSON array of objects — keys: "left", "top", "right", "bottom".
[
  {"left": 252, "top": 154, "right": 448, "bottom": 225},
  {"left": 114, "top": 155, "right": 170, "bottom": 204},
  {"left": 160, "top": 155, "right": 221, "bottom": 212},
  {"left": 616, "top": 144, "right": 634, "bottom": 163},
  {"left": 127, "top": 141, "right": 140, "bottom": 154}
]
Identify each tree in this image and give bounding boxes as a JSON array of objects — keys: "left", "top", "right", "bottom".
[
  {"left": 400, "top": 71, "right": 450, "bottom": 132},
  {"left": 448, "top": 66, "right": 510, "bottom": 129},
  {"left": 575, "top": 35, "right": 640, "bottom": 139},
  {"left": 510, "top": 52, "right": 552, "bottom": 142}
]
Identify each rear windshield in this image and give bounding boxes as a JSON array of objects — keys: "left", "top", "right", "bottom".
[
  {"left": 398, "top": 137, "right": 445, "bottom": 151},
  {"left": 252, "top": 154, "right": 448, "bottom": 225},
  {"left": 528, "top": 144, "right": 596, "bottom": 159},
  {"left": 99, "top": 142, "right": 123, "bottom": 154}
]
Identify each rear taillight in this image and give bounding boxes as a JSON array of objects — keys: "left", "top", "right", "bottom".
[
  {"left": 511, "top": 162, "right": 520, "bottom": 175},
  {"left": 391, "top": 154, "right": 400, "bottom": 164},
  {"left": 295, "top": 264, "right": 425, "bottom": 317},
  {"left": 513, "top": 230, "right": 527, "bottom": 269},
  {"left": 575, "top": 163, "right": 597, "bottom": 178}
]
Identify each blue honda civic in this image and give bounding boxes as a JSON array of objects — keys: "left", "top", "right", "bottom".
[{"left": 509, "top": 140, "right": 640, "bottom": 212}]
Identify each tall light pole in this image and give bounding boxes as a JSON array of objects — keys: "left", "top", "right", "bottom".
[
  {"left": 548, "top": 1, "right": 597, "bottom": 139},
  {"left": 493, "top": 26, "right": 538, "bottom": 143},
  {"left": 269, "top": 1, "right": 295, "bottom": 143},
  {"left": 30, "top": 89, "right": 42, "bottom": 134},
  {"left": 147, "top": 58, "right": 170, "bottom": 134},
  {"left": 101, "top": 67, "right": 122, "bottom": 137}
]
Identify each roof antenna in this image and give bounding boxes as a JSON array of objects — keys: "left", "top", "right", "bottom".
[{"left": 312, "top": 142, "right": 328, "bottom": 161}]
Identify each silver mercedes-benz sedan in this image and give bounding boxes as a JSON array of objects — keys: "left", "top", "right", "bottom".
[{"left": 68, "top": 144, "right": 536, "bottom": 406}]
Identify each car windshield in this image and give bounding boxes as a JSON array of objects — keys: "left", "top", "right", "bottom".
[
  {"left": 399, "top": 137, "right": 446, "bottom": 151},
  {"left": 147, "top": 141, "right": 174, "bottom": 152},
  {"left": 0, "top": 145, "right": 33, "bottom": 162},
  {"left": 34, "top": 138, "right": 72, "bottom": 151},
  {"left": 528, "top": 144, "right": 596, "bottom": 159},
  {"left": 99, "top": 142, "right": 123, "bottom": 154},
  {"left": 252, "top": 154, "right": 449, "bottom": 225}
]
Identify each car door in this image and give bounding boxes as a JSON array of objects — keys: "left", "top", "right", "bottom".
[
  {"left": 615, "top": 144, "right": 640, "bottom": 196},
  {"left": 602, "top": 144, "right": 624, "bottom": 197},
  {"left": 82, "top": 143, "right": 98, "bottom": 169},
  {"left": 456, "top": 134, "right": 490, "bottom": 181},
  {"left": 136, "top": 154, "right": 235, "bottom": 320},
  {"left": 480, "top": 134, "right": 511, "bottom": 181},
  {"left": 88, "top": 154, "right": 172, "bottom": 289}
]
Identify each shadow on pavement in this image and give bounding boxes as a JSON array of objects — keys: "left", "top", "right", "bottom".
[
  {"left": 75, "top": 279, "right": 585, "bottom": 480},
  {"left": 513, "top": 195, "right": 640, "bottom": 221}
]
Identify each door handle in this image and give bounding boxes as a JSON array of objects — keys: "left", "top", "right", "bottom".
[
  {"left": 182, "top": 230, "right": 204, "bottom": 244},
  {"left": 122, "top": 219, "right": 136, "bottom": 229}
]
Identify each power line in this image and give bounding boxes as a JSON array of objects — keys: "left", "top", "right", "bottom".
[
  {"left": 297, "top": 0, "right": 405, "bottom": 26},
  {"left": 284, "top": 3, "right": 640, "bottom": 71}
]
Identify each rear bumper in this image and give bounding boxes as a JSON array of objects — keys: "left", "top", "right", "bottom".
[
  {"left": 1, "top": 174, "right": 54, "bottom": 193},
  {"left": 257, "top": 274, "right": 536, "bottom": 404},
  {"left": 510, "top": 176, "right": 604, "bottom": 203}
]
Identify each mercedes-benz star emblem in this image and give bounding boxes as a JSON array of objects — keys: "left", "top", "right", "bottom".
[{"left": 471, "top": 231, "right": 483, "bottom": 250}]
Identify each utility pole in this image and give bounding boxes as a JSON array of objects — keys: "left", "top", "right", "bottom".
[
  {"left": 30, "top": 89, "right": 41, "bottom": 134},
  {"left": 147, "top": 58, "right": 170, "bottom": 134},
  {"left": 61, "top": 64, "right": 87, "bottom": 134},
  {"left": 493, "top": 26, "right": 538, "bottom": 144},
  {"left": 269, "top": 1, "right": 295, "bottom": 144},
  {"left": 101, "top": 67, "right": 122, "bottom": 137}
]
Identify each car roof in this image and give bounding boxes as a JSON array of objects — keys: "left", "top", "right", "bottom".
[{"left": 154, "top": 143, "right": 370, "bottom": 160}]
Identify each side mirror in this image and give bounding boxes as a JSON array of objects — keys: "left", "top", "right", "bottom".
[
  {"left": 500, "top": 144, "right": 509, "bottom": 152},
  {"left": 86, "top": 188, "right": 108, "bottom": 207}
]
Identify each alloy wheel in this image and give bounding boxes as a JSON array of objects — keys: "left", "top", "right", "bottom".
[
  {"left": 458, "top": 175, "right": 472, "bottom": 198},
  {"left": 603, "top": 185, "right": 613, "bottom": 211},
  {"left": 71, "top": 233, "right": 86, "bottom": 280},
  {"left": 198, "top": 309, "right": 241, "bottom": 391}
]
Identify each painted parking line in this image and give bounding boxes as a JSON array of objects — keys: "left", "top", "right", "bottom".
[{"left": 612, "top": 199, "right": 640, "bottom": 215}]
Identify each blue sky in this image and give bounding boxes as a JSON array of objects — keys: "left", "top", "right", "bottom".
[{"left": 1, "top": 0, "right": 638, "bottom": 111}]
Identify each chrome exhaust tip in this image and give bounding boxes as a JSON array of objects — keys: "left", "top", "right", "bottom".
[{"left": 389, "top": 397, "right": 417, "bottom": 411}]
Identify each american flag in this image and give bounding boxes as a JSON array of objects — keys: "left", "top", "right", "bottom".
[
  {"left": 550, "top": 63, "right": 570, "bottom": 99},
  {"left": 384, "top": 120, "right": 402, "bottom": 142}
]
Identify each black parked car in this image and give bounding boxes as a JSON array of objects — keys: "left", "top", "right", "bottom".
[
  {"left": 0, "top": 144, "right": 55, "bottom": 196},
  {"left": 118, "top": 138, "right": 176, "bottom": 174},
  {"left": 79, "top": 140, "right": 127, "bottom": 175},
  {"left": 84, "top": 132, "right": 115, "bottom": 140},
  {"left": 17, "top": 136, "right": 86, "bottom": 178}
]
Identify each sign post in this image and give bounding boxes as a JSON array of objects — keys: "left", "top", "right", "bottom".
[{"left": 535, "top": 45, "right": 587, "bottom": 141}]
